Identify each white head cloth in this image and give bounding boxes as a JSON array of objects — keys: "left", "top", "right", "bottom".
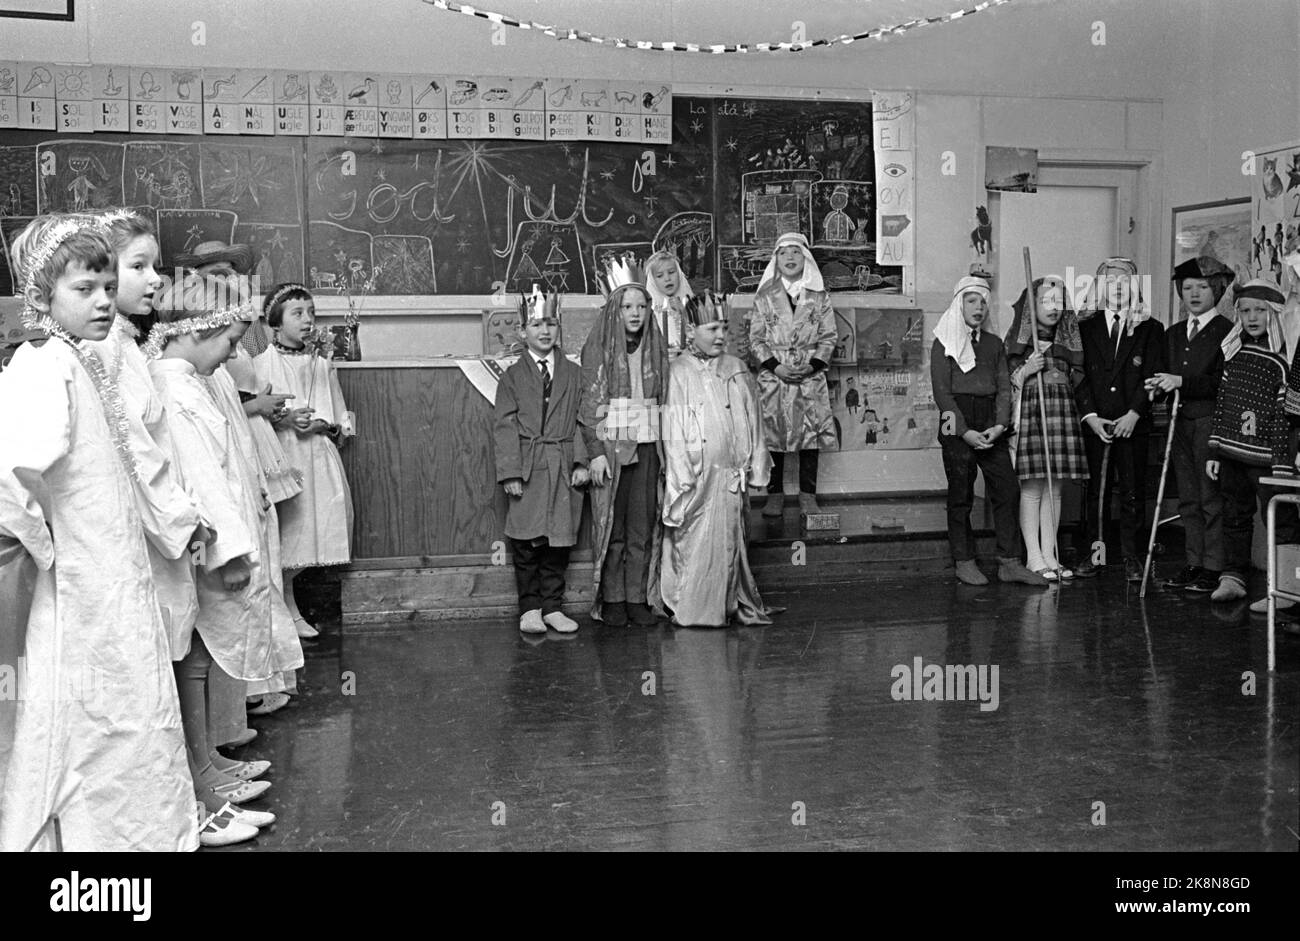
[
  {"left": 759, "top": 232, "right": 824, "bottom": 304},
  {"left": 933, "top": 276, "right": 991, "bottom": 374}
]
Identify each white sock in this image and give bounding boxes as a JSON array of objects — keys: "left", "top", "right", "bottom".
[
  {"left": 1020, "top": 479, "right": 1047, "bottom": 571},
  {"left": 1039, "top": 480, "right": 1063, "bottom": 569}
]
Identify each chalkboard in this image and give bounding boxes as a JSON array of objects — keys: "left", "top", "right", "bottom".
[{"left": 0, "top": 96, "right": 902, "bottom": 297}]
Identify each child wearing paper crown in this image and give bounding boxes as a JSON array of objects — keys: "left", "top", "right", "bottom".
[
  {"left": 1205, "top": 279, "right": 1298, "bottom": 604},
  {"left": 0, "top": 213, "right": 197, "bottom": 851},
  {"left": 1145, "top": 256, "right": 1235, "bottom": 594},
  {"left": 660, "top": 292, "right": 773, "bottom": 627},
  {"left": 749, "top": 232, "right": 837, "bottom": 517},
  {"left": 495, "top": 287, "right": 590, "bottom": 635},
  {"left": 580, "top": 256, "right": 668, "bottom": 627}
]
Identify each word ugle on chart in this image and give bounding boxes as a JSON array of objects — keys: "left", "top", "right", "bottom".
[{"left": 890, "top": 656, "right": 1000, "bottom": 712}]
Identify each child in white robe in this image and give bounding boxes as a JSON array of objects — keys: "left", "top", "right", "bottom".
[
  {"left": 646, "top": 250, "right": 693, "bottom": 356},
  {"left": 146, "top": 275, "right": 285, "bottom": 845},
  {"left": 254, "top": 282, "right": 355, "bottom": 637},
  {"left": 0, "top": 214, "right": 196, "bottom": 851}
]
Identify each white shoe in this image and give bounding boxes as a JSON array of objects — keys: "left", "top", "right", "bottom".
[
  {"left": 197, "top": 803, "right": 259, "bottom": 847},
  {"left": 1250, "top": 596, "right": 1295, "bottom": 614},
  {"left": 543, "top": 611, "right": 579, "bottom": 633},
  {"left": 519, "top": 609, "right": 546, "bottom": 634},
  {"left": 294, "top": 617, "right": 319, "bottom": 639},
  {"left": 227, "top": 759, "right": 272, "bottom": 780},
  {"left": 247, "top": 691, "right": 291, "bottom": 716},
  {"left": 214, "top": 801, "right": 276, "bottom": 829}
]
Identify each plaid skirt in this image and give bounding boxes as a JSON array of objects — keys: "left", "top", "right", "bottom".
[{"left": 1012, "top": 373, "right": 1088, "bottom": 480}]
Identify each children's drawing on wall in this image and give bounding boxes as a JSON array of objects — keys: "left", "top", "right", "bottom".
[
  {"left": 970, "top": 204, "right": 993, "bottom": 278},
  {"left": 506, "top": 221, "right": 586, "bottom": 294},
  {"left": 652, "top": 210, "right": 714, "bottom": 291},
  {"left": 855, "top": 307, "right": 923, "bottom": 369},
  {"left": 812, "top": 180, "right": 870, "bottom": 247},
  {"left": 1249, "top": 146, "right": 1300, "bottom": 298},
  {"left": 1172, "top": 199, "right": 1253, "bottom": 316},
  {"left": 984, "top": 146, "right": 1038, "bottom": 193},
  {"left": 830, "top": 305, "right": 856, "bottom": 364},
  {"left": 828, "top": 363, "right": 936, "bottom": 451}
]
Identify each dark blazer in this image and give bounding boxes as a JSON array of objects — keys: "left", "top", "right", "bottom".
[
  {"left": 1074, "top": 312, "right": 1166, "bottom": 430},
  {"left": 1162, "top": 313, "right": 1233, "bottom": 420}
]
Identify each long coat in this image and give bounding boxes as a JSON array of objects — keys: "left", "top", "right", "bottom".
[
  {"left": 749, "top": 281, "right": 838, "bottom": 451},
  {"left": 494, "top": 352, "right": 588, "bottom": 546}
]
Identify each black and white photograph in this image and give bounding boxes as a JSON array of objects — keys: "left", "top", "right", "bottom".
[{"left": 0, "top": 0, "right": 1295, "bottom": 918}]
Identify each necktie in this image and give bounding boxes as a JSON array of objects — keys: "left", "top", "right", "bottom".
[
  {"left": 1188, "top": 318, "right": 1199, "bottom": 342},
  {"left": 1108, "top": 314, "right": 1118, "bottom": 341},
  {"left": 970, "top": 329, "right": 980, "bottom": 350},
  {"left": 539, "top": 357, "right": 552, "bottom": 403}
]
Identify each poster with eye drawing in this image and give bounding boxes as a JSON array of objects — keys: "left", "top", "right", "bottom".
[{"left": 827, "top": 307, "right": 935, "bottom": 451}]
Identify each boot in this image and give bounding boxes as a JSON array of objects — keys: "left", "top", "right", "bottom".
[
  {"left": 998, "top": 557, "right": 1049, "bottom": 586},
  {"left": 954, "top": 559, "right": 988, "bottom": 586},
  {"left": 798, "top": 492, "right": 821, "bottom": 514},
  {"left": 762, "top": 493, "right": 784, "bottom": 517}
]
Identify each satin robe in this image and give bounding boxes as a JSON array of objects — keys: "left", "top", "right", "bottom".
[
  {"left": 0, "top": 340, "right": 197, "bottom": 852},
  {"left": 660, "top": 353, "right": 772, "bottom": 627},
  {"left": 749, "top": 280, "right": 837, "bottom": 452}
]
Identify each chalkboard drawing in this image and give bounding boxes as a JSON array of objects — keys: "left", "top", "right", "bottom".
[
  {"left": 172, "top": 71, "right": 198, "bottom": 101},
  {"left": 374, "top": 236, "right": 435, "bottom": 294},
  {"left": 310, "top": 267, "right": 339, "bottom": 291},
  {"left": 102, "top": 68, "right": 121, "bottom": 96},
  {"left": 2, "top": 183, "right": 22, "bottom": 217},
  {"left": 136, "top": 71, "right": 161, "bottom": 100},
  {"left": 204, "top": 144, "right": 300, "bottom": 217},
  {"left": 282, "top": 73, "right": 308, "bottom": 101},
  {"left": 506, "top": 222, "right": 584, "bottom": 295},
  {"left": 822, "top": 184, "right": 855, "bottom": 244},
  {"left": 22, "top": 67, "right": 52, "bottom": 95},
  {"left": 544, "top": 238, "right": 569, "bottom": 267},
  {"left": 740, "top": 170, "right": 817, "bottom": 245},
  {"left": 549, "top": 83, "right": 573, "bottom": 107},
  {"left": 652, "top": 211, "right": 714, "bottom": 285},
  {"left": 514, "top": 81, "right": 544, "bottom": 108},
  {"left": 449, "top": 80, "right": 477, "bottom": 106},
  {"left": 66, "top": 156, "right": 99, "bottom": 212},
  {"left": 719, "top": 244, "right": 769, "bottom": 292},
  {"left": 512, "top": 251, "right": 543, "bottom": 290}
]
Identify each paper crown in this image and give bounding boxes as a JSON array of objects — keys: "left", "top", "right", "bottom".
[
  {"left": 684, "top": 291, "right": 730, "bottom": 326},
  {"left": 519, "top": 284, "right": 562, "bottom": 323},
  {"left": 600, "top": 252, "right": 646, "bottom": 296}
]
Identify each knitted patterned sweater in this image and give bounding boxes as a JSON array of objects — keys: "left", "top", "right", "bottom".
[{"left": 1209, "top": 342, "right": 1290, "bottom": 472}]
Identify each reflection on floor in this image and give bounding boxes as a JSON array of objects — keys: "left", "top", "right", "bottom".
[{"left": 222, "top": 571, "right": 1299, "bottom": 851}]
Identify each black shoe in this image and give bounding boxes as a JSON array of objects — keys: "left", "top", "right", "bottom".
[
  {"left": 1123, "top": 557, "right": 1143, "bottom": 582},
  {"left": 627, "top": 602, "right": 658, "bottom": 626},
  {"left": 1185, "top": 570, "right": 1220, "bottom": 593},
  {"left": 1164, "top": 565, "right": 1201, "bottom": 589},
  {"left": 603, "top": 601, "right": 628, "bottom": 626},
  {"left": 1073, "top": 560, "right": 1101, "bottom": 578}
]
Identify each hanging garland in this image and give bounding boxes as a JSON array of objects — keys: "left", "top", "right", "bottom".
[{"left": 420, "top": 0, "right": 1015, "bottom": 53}]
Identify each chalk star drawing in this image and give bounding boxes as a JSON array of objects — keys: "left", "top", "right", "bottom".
[
  {"left": 725, "top": 137, "right": 738, "bottom": 152},
  {"left": 600, "top": 168, "right": 616, "bottom": 181},
  {"left": 560, "top": 143, "right": 572, "bottom": 156},
  {"left": 743, "top": 103, "right": 757, "bottom": 118},
  {"left": 372, "top": 141, "right": 384, "bottom": 155},
  {"left": 268, "top": 230, "right": 288, "bottom": 252},
  {"left": 185, "top": 225, "right": 204, "bottom": 247},
  {"left": 663, "top": 153, "right": 676, "bottom": 169},
  {"left": 333, "top": 249, "right": 348, "bottom": 267},
  {"left": 690, "top": 119, "right": 704, "bottom": 134},
  {"left": 456, "top": 237, "right": 470, "bottom": 253},
  {"left": 207, "top": 148, "right": 283, "bottom": 209},
  {"left": 375, "top": 168, "right": 387, "bottom": 182},
  {"left": 643, "top": 193, "right": 660, "bottom": 212},
  {"left": 695, "top": 170, "right": 708, "bottom": 184}
]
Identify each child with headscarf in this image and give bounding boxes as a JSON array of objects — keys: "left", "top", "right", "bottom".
[
  {"left": 1073, "top": 257, "right": 1166, "bottom": 581},
  {"left": 1005, "top": 276, "right": 1088, "bottom": 580},
  {"left": 749, "top": 232, "right": 837, "bottom": 516},
  {"left": 1206, "top": 279, "right": 1297, "bottom": 603},
  {"left": 1145, "top": 256, "right": 1236, "bottom": 593},
  {"left": 579, "top": 267, "right": 669, "bottom": 627},
  {"left": 930, "top": 276, "right": 1046, "bottom": 587},
  {"left": 645, "top": 250, "right": 693, "bottom": 356}
]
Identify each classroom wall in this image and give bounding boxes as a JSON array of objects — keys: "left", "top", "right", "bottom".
[{"left": 4, "top": 0, "right": 1294, "bottom": 493}]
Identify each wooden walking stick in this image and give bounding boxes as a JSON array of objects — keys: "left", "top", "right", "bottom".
[
  {"left": 1140, "top": 388, "right": 1181, "bottom": 598},
  {"left": 1022, "top": 249, "right": 1058, "bottom": 560},
  {"left": 1095, "top": 439, "right": 1111, "bottom": 565}
]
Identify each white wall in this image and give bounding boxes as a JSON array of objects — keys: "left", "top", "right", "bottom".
[{"left": 4, "top": 0, "right": 1294, "bottom": 492}]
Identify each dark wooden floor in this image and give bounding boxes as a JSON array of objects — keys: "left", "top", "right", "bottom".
[{"left": 224, "top": 569, "right": 1299, "bottom": 851}]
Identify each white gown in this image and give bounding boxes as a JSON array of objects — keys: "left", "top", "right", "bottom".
[
  {"left": 88, "top": 318, "right": 202, "bottom": 659},
  {"left": 253, "top": 347, "right": 354, "bottom": 568},
  {"left": 0, "top": 340, "right": 197, "bottom": 852}
]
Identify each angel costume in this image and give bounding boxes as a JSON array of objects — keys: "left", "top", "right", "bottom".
[
  {"left": 0, "top": 339, "right": 197, "bottom": 852},
  {"left": 660, "top": 349, "right": 773, "bottom": 627},
  {"left": 254, "top": 345, "right": 354, "bottom": 568}
]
